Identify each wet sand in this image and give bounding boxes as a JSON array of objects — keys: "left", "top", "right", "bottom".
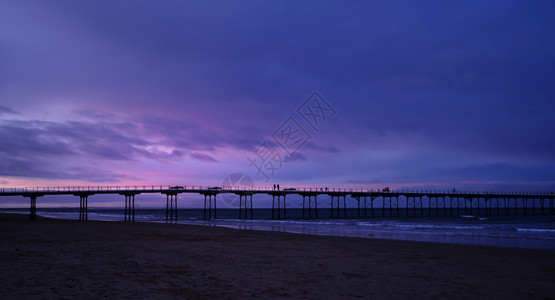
[{"left": 1, "top": 213, "right": 554, "bottom": 299}]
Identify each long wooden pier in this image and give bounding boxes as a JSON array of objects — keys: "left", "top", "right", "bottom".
[{"left": 0, "top": 186, "right": 553, "bottom": 220}]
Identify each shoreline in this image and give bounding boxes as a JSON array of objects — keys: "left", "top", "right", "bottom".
[
  {"left": 1, "top": 213, "right": 555, "bottom": 299},
  {"left": 5, "top": 209, "right": 555, "bottom": 251}
]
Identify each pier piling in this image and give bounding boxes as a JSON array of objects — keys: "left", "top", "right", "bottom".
[{"left": 29, "top": 196, "right": 37, "bottom": 221}]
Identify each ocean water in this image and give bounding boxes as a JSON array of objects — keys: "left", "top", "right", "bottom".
[{"left": 2, "top": 208, "right": 555, "bottom": 250}]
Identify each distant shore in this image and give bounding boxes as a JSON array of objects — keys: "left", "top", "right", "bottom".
[{"left": 1, "top": 213, "right": 554, "bottom": 299}]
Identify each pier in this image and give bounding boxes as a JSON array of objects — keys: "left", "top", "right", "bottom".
[{"left": 0, "top": 186, "right": 553, "bottom": 221}]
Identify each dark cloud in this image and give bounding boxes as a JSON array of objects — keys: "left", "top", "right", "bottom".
[
  {"left": 0, "top": 116, "right": 231, "bottom": 180},
  {"left": 284, "top": 153, "right": 308, "bottom": 163},
  {"left": 303, "top": 142, "right": 340, "bottom": 154},
  {"left": 189, "top": 152, "right": 218, "bottom": 163},
  {"left": 137, "top": 114, "right": 266, "bottom": 152},
  {"left": 0, "top": 156, "right": 125, "bottom": 182},
  {"left": 0, "top": 105, "right": 17, "bottom": 116}
]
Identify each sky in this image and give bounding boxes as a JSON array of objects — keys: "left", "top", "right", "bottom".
[{"left": 1, "top": 1, "right": 555, "bottom": 207}]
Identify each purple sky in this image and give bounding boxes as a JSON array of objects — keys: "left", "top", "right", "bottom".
[{"left": 1, "top": 0, "right": 555, "bottom": 202}]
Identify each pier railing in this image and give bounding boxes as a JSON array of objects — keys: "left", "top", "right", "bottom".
[{"left": 1, "top": 185, "right": 554, "bottom": 196}]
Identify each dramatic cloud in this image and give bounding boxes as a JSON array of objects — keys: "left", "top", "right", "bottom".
[{"left": 0, "top": 0, "right": 554, "bottom": 196}]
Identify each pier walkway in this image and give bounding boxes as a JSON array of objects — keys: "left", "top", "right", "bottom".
[{"left": 0, "top": 186, "right": 553, "bottom": 221}]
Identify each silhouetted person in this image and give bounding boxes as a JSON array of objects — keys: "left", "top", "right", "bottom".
[
  {"left": 273, "top": 184, "right": 276, "bottom": 190},
  {"left": 277, "top": 184, "right": 280, "bottom": 190}
]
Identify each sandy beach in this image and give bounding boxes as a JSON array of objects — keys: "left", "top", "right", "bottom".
[{"left": 1, "top": 214, "right": 554, "bottom": 299}]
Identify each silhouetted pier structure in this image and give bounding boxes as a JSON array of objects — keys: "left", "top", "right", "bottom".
[
  {"left": 0, "top": 186, "right": 553, "bottom": 221},
  {"left": 270, "top": 192, "right": 287, "bottom": 219}
]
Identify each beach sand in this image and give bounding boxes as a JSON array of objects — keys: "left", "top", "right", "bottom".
[{"left": 1, "top": 214, "right": 554, "bottom": 299}]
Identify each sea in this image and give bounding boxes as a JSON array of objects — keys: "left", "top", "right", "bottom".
[{"left": 2, "top": 208, "right": 555, "bottom": 250}]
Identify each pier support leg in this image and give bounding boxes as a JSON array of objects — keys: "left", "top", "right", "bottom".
[
  {"left": 250, "top": 195, "right": 253, "bottom": 219},
  {"left": 132, "top": 195, "right": 135, "bottom": 221},
  {"left": 465, "top": 198, "right": 470, "bottom": 215},
  {"left": 309, "top": 195, "right": 313, "bottom": 218},
  {"left": 82, "top": 195, "right": 85, "bottom": 220},
  {"left": 343, "top": 196, "right": 347, "bottom": 217},
  {"left": 371, "top": 197, "right": 375, "bottom": 217},
  {"left": 170, "top": 194, "right": 173, "bottom": 220},
  {"left": 356, "top": 197, "right": 360, "bottom": 218},
  {"left": 125, "top": 195, "right": 129, "bottom": 221},
  {"left": 337, "top": 196, "right": 340, "bottom": 217},
  {"left": 29, "top": 196, "right": 37, "bottom": 221},
  {"left": 389, "top": 197, "right": 392, "bottom": 217},
  {"left": 364, "top": 196, "right": 367, "bottom": 217},
  {"left": 174, "top": 194, "right": 177, "bottom": 220},
  {"left": 283, "top": 196, "right": 287, "bottom": 219},
  {"left": 277, "top": 195, "right": 280, "bottom": 219},
  {"left": 208, "top": 195, "right": 212, "bottom": 219},
  {"left": 278, "top": 195, "right": 281, "bottom": 219},
  {"left": 330, "top": 196, "right": 334, "bottom": 218},
  {"left": 213, "top": 195, "right": 217, "bottom": 219},
  {"left": 396, "top": 196, "right": 400, "bottom": 217},
  {"left": 239, "top": 195, "right": 242, "bottom": 219},
  {"left": 124, "top": 195, "right": 128, "bottom": 221},
  {"left": 244, "top": 194, "right": 248, "bottom": 219},
  {"left": 314, "top": 195, "right": 318, "bottom": 218},
  {"left": 79, "top": 196, "right": 83, "bottom": 221},
  {"left": 383, "top": 197, "right": 386, "bottom": 217},
  {"left": 204, "top": 195, "right": 207, "bottom": 220},
  {"left": 172, "top": 194, "right": 175, "bottom": 220},
  {"left": 302, "top": 196, "right": 305, "bottom": 219}
]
